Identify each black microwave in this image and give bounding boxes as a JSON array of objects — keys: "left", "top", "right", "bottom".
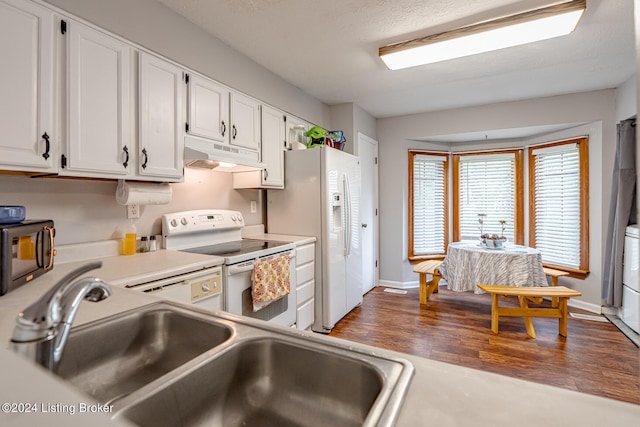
[{"left": 0, "top": 220, "right": 55, "bottom": 296}]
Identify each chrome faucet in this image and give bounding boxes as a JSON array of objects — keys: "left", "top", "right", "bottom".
[{"left": 10, "top": 261, "right": 112, "bottom": 371}]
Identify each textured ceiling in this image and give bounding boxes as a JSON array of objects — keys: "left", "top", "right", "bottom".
[{"left": 154, "top": 0, "right": 635, "bottom": 119}]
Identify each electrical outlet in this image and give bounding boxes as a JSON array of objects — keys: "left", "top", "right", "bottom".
[
  {"left": 127, "top": 204, "right": 140, "bottom": 219},
  {"left": 250, "top": 201, "right": 257, "bottom": 214}
]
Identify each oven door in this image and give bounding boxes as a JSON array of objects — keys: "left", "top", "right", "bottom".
[{"left": 224, "top": 250, "right": 296, "bottom": 327}]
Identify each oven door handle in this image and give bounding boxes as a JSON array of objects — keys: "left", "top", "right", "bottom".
[
  {"left": 227, "top": 261, "right": 256, "bottom": 275},
  {"left": 226, "top": 251, "right": 296, "bottom": 276}
]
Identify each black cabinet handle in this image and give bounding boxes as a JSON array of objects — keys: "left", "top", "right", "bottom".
[
  {"left": 141, "top": 148, "right": 148, "bottom": 169},
  {"left": 264, "top": 169, "right": 269, "bottom": 180},
  {"left": 42, "top": 132, "right": 50, "bottom": 160},
  {"left": 232, "top": 125, "right": 237, "bottom": 140},
  {"left": 221, "top": 120, "right": 226, "bottom": 136},
  {"left": 122, "top": 145, "right": 129, "bottom": 168}
]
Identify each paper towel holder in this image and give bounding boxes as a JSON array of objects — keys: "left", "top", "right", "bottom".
[{"left": 116, "top": 179, "right": 173, "bottom": 206}]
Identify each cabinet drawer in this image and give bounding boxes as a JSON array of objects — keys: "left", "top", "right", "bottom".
[
  {"left": 296, "top": 262, "right": 314, "bottom": 286},
  {"left": 297, "top": 280, "right": 314, "bottom": 305},
  {"left": 296, "top": 243, "right": 315, "bottom": 265},
  {"left": 296, "top": 298, "right": 314, "bottom": 330}
]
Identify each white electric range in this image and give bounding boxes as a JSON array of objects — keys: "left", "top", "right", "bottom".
[{"left": 162, "top": 209, "right": 297, "bottom": 327}]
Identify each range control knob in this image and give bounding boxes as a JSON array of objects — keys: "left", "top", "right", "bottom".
[
  {"left": 201, "top": 283, "right": 210, "bottom": 293},
  {"left": 170, "top": 219, "right": 178, "bottom": 227},
  {"left": 181, "top": 217, "right": 188, "bottom": 225},
  {"left": 231, "top": 215, "right": 237, "bottom": 222}
]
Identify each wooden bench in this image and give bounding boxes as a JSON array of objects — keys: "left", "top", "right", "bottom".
[
  {"left": 543, "top": 267, "right": 570, "bottom": 307},
  {"left": 413, "top": 260, "right": 443, "bottom": 305},
  {"left": 477, "top": 284, "right": 582, "bottom": 338}
]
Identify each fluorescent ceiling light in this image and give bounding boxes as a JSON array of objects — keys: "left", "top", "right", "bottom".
[{"left": 379, "top": 0, "right": 586, "bottom": 70}]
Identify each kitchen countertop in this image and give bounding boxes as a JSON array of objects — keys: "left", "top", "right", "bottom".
[
  {"left": 244, "top": 232, "right": 316, "bottom": 247},
  {"left": 0, "top": 250, "right": 638, "bottom": 426}
]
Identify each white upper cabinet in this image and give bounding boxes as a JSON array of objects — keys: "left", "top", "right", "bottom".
[
  {"left": 230, "top": 91, "right": 261, "bottom": 152},
  {"left": 185, "top": 73, "right": 261, "bottom": 166},
  {"left": 64, "top": 19, "right": 133, "bottom": 178},
  {"left": 187, "top": 73, "right": 229, "bottom": 143},
  {"left": 260, "top": 105, "right": 285, "bottom": 188},
  {"left": 138, "top": 52, "right": 184, "bottom": 181},
  {"left": 0, "top": 0, "right": 56, "bottom": 172}
]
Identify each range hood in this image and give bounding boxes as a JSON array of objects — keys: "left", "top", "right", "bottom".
[{"left": 184, "top": 135, "right": 266, "bottom": 172}]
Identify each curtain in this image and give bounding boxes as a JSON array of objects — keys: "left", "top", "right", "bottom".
[{"left": 603, "top": 118, "right": 637, "bottom": 306}]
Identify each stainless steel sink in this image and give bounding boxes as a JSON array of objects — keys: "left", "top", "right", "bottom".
[
  {"left": 56, "top": 306, "right": 233, "bottom": 403},
  {"left": 115, "top": 338, "right": 391, "bottom": 427},
  {"left": 54, "top": 302, "right": 413, "bottom": 426}
]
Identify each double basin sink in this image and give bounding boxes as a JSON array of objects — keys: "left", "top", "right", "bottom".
[{"left": 55, "top": 302, "right": 414, "bottom": 426}]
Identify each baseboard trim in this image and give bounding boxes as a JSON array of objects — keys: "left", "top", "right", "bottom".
[
  {"left": 567, "top": 299, "right": 601, "bottom": 314},
  {"left": 378, "top": 280, "right": 418, "bottom": 290}
]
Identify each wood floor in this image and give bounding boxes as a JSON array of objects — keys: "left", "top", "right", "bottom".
[{"left": 329, "top": 286, "right": 640, "bottom": 405}]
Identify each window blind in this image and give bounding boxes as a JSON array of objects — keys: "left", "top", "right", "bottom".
[
  {"left": 458, "top": 153, "right": 515, "bottom": 241},
  {"left": 413, "top": 154, "right": 446, "bottom": 255},
  {"left": 532, "top": 144, "right": 581, "bottom": 268}
]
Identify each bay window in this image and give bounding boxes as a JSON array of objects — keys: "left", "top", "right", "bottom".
[
  {"left": 528, "top": 137, "right": 589, "bottom": 277},
  {"left": 452, "top": 150, "right": 525, "bottom": 244},
  {"left": 408, "top": 151, "right": 448, "bottom": 261}
]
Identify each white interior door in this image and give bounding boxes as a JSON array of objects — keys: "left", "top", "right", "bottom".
[{"left": 358, "top": 133, "right": 379, "bottom": 294}]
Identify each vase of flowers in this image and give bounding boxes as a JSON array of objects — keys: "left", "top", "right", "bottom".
[{"left": 483, "top": 219, "right": 507, "bottom": 248}]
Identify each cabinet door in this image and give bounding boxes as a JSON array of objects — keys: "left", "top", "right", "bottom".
[
  {"left": 260, "top": 105, "right": 285, "bottom": 188},
  {"left": 139, "top": 52, "right": 184, "bottom": 181},
  {"left": 65, "top": 20, "right": 132, "bottom": 177},
  {"left": 0, "top": 0, "right": 55, "bottom": 172},
  {"left": 230, "top": 91, "right": 260, "bottom": 152},
  {"left": 187, "top": 73, "right": 229, "bottom": 143}
]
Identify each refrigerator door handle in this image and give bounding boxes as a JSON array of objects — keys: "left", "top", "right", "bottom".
[{"left": 344, "top": 174, "right": 352, "bottom": 256}]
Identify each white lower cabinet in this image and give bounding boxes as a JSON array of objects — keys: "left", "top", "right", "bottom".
[{"left": 295, "top": 242, "right": 315, "bottom": 330}]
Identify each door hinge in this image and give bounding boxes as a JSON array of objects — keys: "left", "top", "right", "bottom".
[
  {"left": 184, "top": 73, "right": 189, "bottom": 84},
  {"left": 60, "top": 20, "right": 67, "bottom": 35},
  {"left": 61, "top": 154, "right": 67, "bottom": 169},
  {"left": 376, "top": 260, "right": 378, "bottom": 268},
  {"left": 283, "top": 115, "right": 287, "bottom": 123},
  {"left": 375, "top": 157, "right": 378, "bottom": 165},
  {"left": 375, "top": 208, "right": 378, "bottom": 216},
  {"left": 185, "top": 122, "right": 189, "bottom": 133}
]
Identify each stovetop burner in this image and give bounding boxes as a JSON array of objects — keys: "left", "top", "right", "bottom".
[{"left": 181, "top": 239, "right": 292, "bottom": 258}]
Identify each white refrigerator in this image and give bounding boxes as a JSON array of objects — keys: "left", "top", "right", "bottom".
[{"left": 267, "top": 146, "right": 362, "bottom": 333}]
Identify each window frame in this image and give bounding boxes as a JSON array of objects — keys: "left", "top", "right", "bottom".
[
  {"left": 408, "top": 150, "right": 449, "bottom": 263},
  {"left": 528, "top": 137, "right": 589, "bottom": 279},
  {"left": 452, "top": 149, "right": 525, "bottom": 245}
]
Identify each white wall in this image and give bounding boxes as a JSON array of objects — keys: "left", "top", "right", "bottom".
[
  {"left": 0, "top": 169, "right": 262, "bottom": 245},
  {"left": 328, "top": 103, "right": 378, "bottom": 155},
  {"left": 616, "top": 75, "right": 637, "bottom": 122},
  {"left": 376, "top": 89, "right": 618, "bottom": 309}
]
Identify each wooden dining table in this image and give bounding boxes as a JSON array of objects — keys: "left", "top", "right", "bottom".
[{"left": 438, "top": 241, "right": 548, "bottom": 293}]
